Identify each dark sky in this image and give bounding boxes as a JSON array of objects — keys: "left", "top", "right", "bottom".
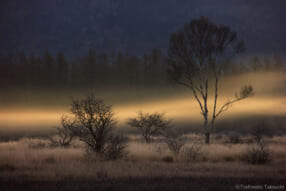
[{"left": 0, "top": 0, "right": 285, "bottom": 57}]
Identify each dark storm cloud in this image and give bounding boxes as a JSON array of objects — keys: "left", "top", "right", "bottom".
[{"left": 0, "top": 0, "right": 285, "bottom": 56}]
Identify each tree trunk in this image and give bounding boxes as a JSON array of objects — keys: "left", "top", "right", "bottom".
[
  {"left": 205, "top": 132, "right": 210, "bottom": 144},
  {"left": 204, "top": 116, "right": 209, "bottom": 144}
]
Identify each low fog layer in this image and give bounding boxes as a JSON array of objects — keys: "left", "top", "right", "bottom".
[{"left": 0, "top": 71, "right": 285, "bottom": 132}]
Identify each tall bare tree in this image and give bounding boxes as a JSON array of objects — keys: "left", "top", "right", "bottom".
[{"left": 168, "top": 17, "right": 254, "bottom": 144}]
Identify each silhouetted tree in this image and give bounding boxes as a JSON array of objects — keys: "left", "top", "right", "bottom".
[
  {"left": 70, "top": 94, "right": 116, "bottom": 153},
  {"left": 4, "top": 48, "right": 278, "bottom": 89},
  {"left": 128, "top": 112, "right": 169, "bottom": 143},
  {"left": 250, "top": 56, "right": 262, "bottom": 71},
  {"left": 96, "top": 52, "right": 110, "bottom": 85},
  {"left": 0, "top": 53, "right": 14, "bottom": 86},
  {"left": 263, "top": 57, "right": 272, "bottom": 71},
  {"left": 29, "top": 53, "right": 41, "bottom": 87},
  {"left": 70, "top": 57, "right": 83, "bottom": 87},
  {"left": 168, "top": 17, "right": 254, "bottom": 144},
  {"left": 273, "top": 54, "right": 284, "bottom": 70},
  {"left": 17, "top": 51, "right": 30, "bottom": 86},
  {"left": 56, "top": 51, "right": 68, "bottom": 86},
  {"left": 82, "top": 49, "right": 97, "bottom": 86},
  {"left": 42, "top": 51, "right": 56, "bottom": 86}
]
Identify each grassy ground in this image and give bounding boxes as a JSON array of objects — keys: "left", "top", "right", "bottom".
[{"left": 0, "top": 134, "right": 285, "bottom": 190}]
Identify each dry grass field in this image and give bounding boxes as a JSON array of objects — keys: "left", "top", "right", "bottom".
[{"left": 0, "top": 134, "right": 285, "bottom": 191}]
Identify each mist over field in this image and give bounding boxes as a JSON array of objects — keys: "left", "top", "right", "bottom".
[{"left": 0, "top": 71, "right": 285, "bottom": 134}]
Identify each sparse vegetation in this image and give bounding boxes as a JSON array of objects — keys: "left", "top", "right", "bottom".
[
  {"left": 163, "top": 128, "right": 185, "bottom": 155},
  {"left": 103, "top": 134, "right": 128, "bottom": 160},
  {"left": 0, "top": 134, "right": 284, "bottom": 190},
  {"left": 51, "top": 94, "right": 130, "bottom": 161},
  {"left": 0, "top": 134, "right": 283, "bottom": 166},
  {"left": 182, "top": 142, "right": 203, "bottom": 162},
  {"left": 244, "top": 141, "right": 271, "bottom": 164},
  {"left": 165, "top": 138, "right": 185, "bottom": 155},
  {"left": 128, "top": 112, "right": 170, "bottom": 143},
  {"left": 49, "top": 116, "right": 76, "bottom": 147}
]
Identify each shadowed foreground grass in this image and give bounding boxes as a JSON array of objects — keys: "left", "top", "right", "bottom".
[
  {"left": 1, "top": 177, "right": 285, "bottom": 191},
  {"left": 0, "top": 134, "right": 285, "bottom": 190}
]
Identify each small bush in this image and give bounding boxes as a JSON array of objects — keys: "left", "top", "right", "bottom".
[
  {"left": 243, "top": 141, "right": 271, "bottom": 164},
  {"left": 165, "top": 138, "right": 185, "bottom": 155},
  {"left": 162, "top": 156, "right": 174, "bottom": 163},
  {"left": 182, "top": 142, "right": 202, "bottom": 162},
  {"left": 103, "top": 135, "right": 128, "bottom": 160},
  {"left": 163, "top": 127, "right": 185, "bottom": 155},
  {"left": 128, "top": 112, "right": 170, "bottom": 143}
]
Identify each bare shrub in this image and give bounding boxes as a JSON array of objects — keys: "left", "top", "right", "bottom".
[
  {"left": 70, "top": 94, "right": 115, "bottom": 153},
  {"left": 55, "top": 93, "right": 130, "bottom": 160},
  {"left": 243, "top": 141, "right": 271, "bottom": 164},
  {"left": 103, "top": 134, "right": 128, "bottom": 160},
  {"left": 164, "top": 128, "right": 185, "bottom": 155},
  {"left": 49, "top": 116, "right": 76, "bottom": 147},
  {"left": 165, "top": 138, "right": 185, "bottom": 155},
  {"left": 182, "top": 142, "right": 203, "bottom": 162},
  {"left": 128, "top": 112, "right": 170, "bottom": 143}
]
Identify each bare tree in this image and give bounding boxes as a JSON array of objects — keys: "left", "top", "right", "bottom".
[
  {"left": 70, "top": 94, "right": 115, "bottom": 153},
  {"left": 168, "top": 17, "right": 254, "bottom": 144},
  {"left": 49, "top": 116, "right": 76, "bottom": 147},
  {"left": 128, "top": 112, "right": 169, "bottom": 143}
]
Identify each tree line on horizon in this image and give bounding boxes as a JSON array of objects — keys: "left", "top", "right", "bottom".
[{"left": 0, "top": 49, "right": 284, "bottom": 89}]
